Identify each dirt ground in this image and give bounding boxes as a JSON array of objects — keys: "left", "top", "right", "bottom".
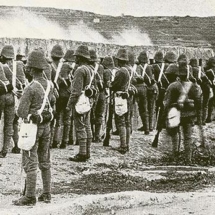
[{"left": 1, "top": 119, "right": 215, "bottom": 214}]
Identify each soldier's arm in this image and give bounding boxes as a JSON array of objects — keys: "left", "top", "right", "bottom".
[
  {"left": 17, "top": 86, "right": 33, "bottom": 118},
  {"left": 193, "top": 84, "right": 203, "bottom": 125}
]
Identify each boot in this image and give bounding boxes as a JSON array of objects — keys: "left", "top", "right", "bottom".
[
  {"left": 59, "top": 141, "right": 67, "bottom": 149},
  {"left": 0, "top": 151, "right": 7, "bottom": 158},
  {"left": 13, "top": 196, "right": 36, "bottom": 206},
  {"left": 38, "top": 193, "right": 51, "bottom": 203},
  {"left": 69, "top": 154, "right": 88, "bottom": 162},
  {"left": 137, "top": 126, "right": 144, "bottom": 131},
  {"left": 112, "top": 129, "right": 119, "bottom": 135},
  {"left": 52, "top": 141, "right": 59, "bottom": 149},
  {"left": 14, "top": 171, "right": 37, "bottom": 206},
  {"left": 69, "top": 139, "right": 87, "bottom": 162}
]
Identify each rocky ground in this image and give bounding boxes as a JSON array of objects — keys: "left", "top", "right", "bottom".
[{"left": 1, "top": 120, "right": 215, "bottom": 214}]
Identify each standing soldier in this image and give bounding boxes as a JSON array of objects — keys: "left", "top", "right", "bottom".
[
  {"left": 50, "top": 44, "right": 64, "bottom": 148},
  {"left": 111, "top": 48, "right": 130, "bottom": 154},
  {"left": 67, "top": 45, "right": 93, "bottom": 162},
  {"left": 134, "top": 51, "right": 156, "bottom": 134},
  {"left": 163, "top": 59, "right": 202, "bottom": 165},
  {"left": 88, "top": 49, "right": 105, "bottom": 143},
  {"left": 13, "top": 49, "right": 55, "bottom": 205},
  {"left": 1, "top": 45, "right": 26, "bottom": 156},
  {"left": 0, "top": 45, "right": 14, "bottom": 158},
  {"left": 102, "top": 56, "right": 115, "bottom": 146},
  {"left": 204, "top": 57, "right": 215, "bottom": 123}
]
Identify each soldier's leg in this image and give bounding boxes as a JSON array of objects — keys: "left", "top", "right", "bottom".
[
  {"left": 69, "top": 110, "right": 88, "bottom": 162},
  {"left": 167, "top": 127, "right": 179, "bottom": 161},
  {"left": 182, "top": 122, "right": 193, "bottom": 165},
  {"left": 125, "top": 98, "right": 132, "bottom": 151},
  {"left": 86, "top": 110, "right": 93, "bottom": 159},
  {"left": 206, "top": 98, "right": 213, "bottom": 123},
  {"left": 38, "top": 123, "right": 51, "bottom": 203},
  {"left": 13, "top": 127, "right": 41, "bottom": 206},
  {"left": 94, "top": 93, "right": 106, "bottom": 142},
  {"left": 60, "top": 107, "right": 71, "bottom": 149},
  {"left": 1, "top": 101, "right": 15, "bottom": 157},
  {"left": 202, "top": 85, "right": 210, "bottom": 124},
  {"left": 138, "top": 88, "right": 149, "bottom": 134},
  {"left": 12, "top": 114, "right": 20, "bottom": 154}
]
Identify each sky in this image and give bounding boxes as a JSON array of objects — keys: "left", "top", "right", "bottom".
[{"left": 0, "top": 0, "right": 215, "bottom": 17}]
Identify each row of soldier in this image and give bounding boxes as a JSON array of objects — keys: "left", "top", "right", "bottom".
[{"left": 0, "top": 44, "right": 214, "bottom": 205}]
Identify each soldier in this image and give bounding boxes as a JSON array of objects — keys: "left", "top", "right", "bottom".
[
  {"left": 164, "top": 51, "right": 178, "bottom": 84},
  {"left": 102, "top": 56, "right": 115, "bottom": 146},
  {"left": 134, "top": 51, "right": 156, "bottom": 134},
  {"left": 0, "top": 45, "right": 14, "bottom": 158},
  {"left": 0, "top": 45, "right": 26, "bottom": 156},
  {"left": 67, "top": 45, "right": 93, "bottom": 162},
  {"left": 204, "top": 57, "right": 215, "bottom": 123},
  {"left": 189, "top": 58, "right": 210, "bottom": 125},
  {"left": 88, "top": 49, "right": 105, "bottom": 143},
  {"left": 163, "top": 59, "right": 202, "bottom": 165},
  {"left": 111, "top": 48, "right": 130, "bottom": 154},
  {"left": 50, "top": 44, "right": 65, "bottom": 148},
  {"left": 13, "top": 49, "right": 55, "bottom": 206}
]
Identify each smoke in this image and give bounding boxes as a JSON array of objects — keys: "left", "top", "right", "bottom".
[
  {"left": 0, "top": 8, "right": 152, "bottom": 46},
  {"left": 111, "top": 28, "right": 153, "bottom": 46}
]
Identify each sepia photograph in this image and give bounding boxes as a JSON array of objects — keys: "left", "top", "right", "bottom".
[{"left": 0, "top": 0, "right": 215, "bottom": 214}]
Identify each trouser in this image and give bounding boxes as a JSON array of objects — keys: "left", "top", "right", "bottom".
[
  {"left": 115, "top": 97, "right": 132, "bottom": 148},
  {"left": 201, "top": 84, "right": 210, "bottom": 123},
  {"left": 54, "top": 97, "right": 71, "bottom": 144},
  {"left": 22, "top": 122, "right": 51, "bottom": 197},
  {"left": 73, "top": 109, "right": 92, "bottom": 155},
  {"left": 147, "top": 85, "right": 158, "bottom": 131},
  {"left": 13, "top": 114, "right": 19, "bottom": 148},
  {"left": 135, "top": 85, "right": 149, "bottom": 132},
  {"left": 0, "top": 93, "right": 15, "bottom": 153},
  {"left": 92, "top": 92, "right": 106, "bottom": 140},
  {"left": 167, "top": 117, "right": 193, "bottom": 163}
]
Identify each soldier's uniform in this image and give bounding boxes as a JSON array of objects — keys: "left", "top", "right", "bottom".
[
  {"left": 88, "top": 49, "right": 106, "bottom": 143},
  {"left": 67, "top": 45, "right": 93, "bottom": 162},
  {"left": 163, "top": 60, "right": 202, "bottom": 165},
  {"left": 189, "top": 58, "right": 210, "bottom": 124},
  {"left": 13, "top": 50, "right": 55, "bottom": 206},
  {"left": 0, "top": 45, "right": 18, "bottom": 158},
  {"left": 204, "top": 57, "right": 215, "bottom": 123},
  {"left": 49, "top": 44, "right": 65, "bottom": 148},
  {"left": 111, "top": 48, "right": 130, "bottom": 154},
  {"left": 133, "top": 51, "right": 157, "bottom": 134}
]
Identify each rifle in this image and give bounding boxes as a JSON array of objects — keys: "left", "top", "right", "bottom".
[
  {"left": 103, "top": 91, "right": 114, "bottom": 146},
  {"left": 152, "top": 106, "right": 164, "bottom": 148}
]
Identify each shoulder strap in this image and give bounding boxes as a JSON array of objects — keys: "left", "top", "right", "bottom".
[
  {"left": 53, "top": 59, "right": 64, "bottom": 89},
  {"left": 122, "top": 67, "right": 131, "bottom": 90},
  {"left": 179, "top": 81, "right": 193, "bottom": 103},
  {"left": 140, "top": 64, "right": 151, "bottom": 84},
  {"left": 5, "top": 62, "right": 23, "bottom": 89},
  {"left": 198, "top": 66, "right": 202, "bottom": 80},
  {"left": 82, "top": 65, "right": 94, "bottom": 89},
  {"left": 33, "top": 80, "right": 53, "bottom": 116},
  {"left": 158, "top": 63, "right": 165, "bottom": 82}
]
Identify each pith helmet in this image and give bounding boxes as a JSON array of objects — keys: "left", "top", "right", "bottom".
[
  {"left": 178, "top": 54, "right": 188, "bottom": 63},
  {"left": 51, "top": 44, "right": 64, "bottom": 58},
  {"left": 189, "top": 58, "right": 198, "bottom": 67},
  {"left": 115, "top": 48, "right": 129, "bottom": 61},
  {"left": 27, "top": 50, "right": 49, "bottom": 70},
  {"left": 154, "top": 51, "right": 163, "bottom": 63},
  {"left": 164, "top": 51, "right": 177, "bottom": 63},
  {"left": 207, "top": 57, "right": 215, "bottom": 68},
  {"left": 138, "top": 51, "right": 148, "bottom": 63},
  {"left": 89, "top": 49, "right": 98, "bottom": 62},
  {"left": 128, "top": 52, "right": 135, "bottom": 66},
  {"left": 64, "top": 49, "right": 75, "bottom": 62},
  {"left": 102, "top": 56, "right": 114, "bottom": 69},
  {"left": 74, "top": 45, "right": 90, "bottom": 59},
  {"left": 1, "top": 45, "right": 15, "bottom": 59}
]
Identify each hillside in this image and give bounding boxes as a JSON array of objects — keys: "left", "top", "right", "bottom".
[{"left": 0, "top": 6, "right": 214, "bottom": 49}]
